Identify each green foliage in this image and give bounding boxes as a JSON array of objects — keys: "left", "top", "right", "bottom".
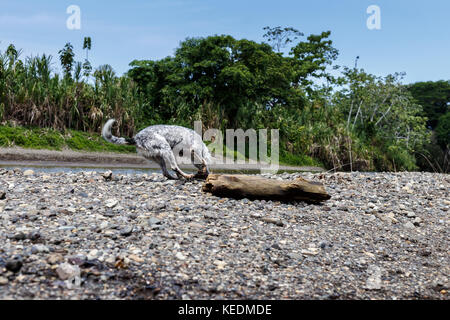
[
  {"left": 408, "top": 80, "right": 450, "bottom": 129},
  {"left": 435, "top": 112, "right": 450, "bottom": 148},
  {"left": 334, "top": 68, "right": 430, "bottom": 170},
  {"left": 290, "top": 31, "right": 339, "bottom": 87},
  {"left": 58, "top": 43, "right": 75, "bottom": 79}
]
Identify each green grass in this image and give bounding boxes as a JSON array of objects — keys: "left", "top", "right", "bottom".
[
  {"left": 0, "top": 125, "right": 136, "bottom": 154},
  {"left": 279, "top": 152, "right": 324, "bottom": 167}
]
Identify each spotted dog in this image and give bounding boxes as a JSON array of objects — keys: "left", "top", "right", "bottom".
[{"left": 102, "top": 119, "right": 211, "bottom": 180}]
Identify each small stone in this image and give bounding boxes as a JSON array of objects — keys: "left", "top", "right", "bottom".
[
  {"left": 23, "top": 170, "right": 34, "bottom": 176},
  {"left": 120, "top": 226, "right": 133, "bottom": 237},
  {"left": 0, "top": 192, "right": 5, "bottom": 200},
  {"left": 419, "top": 249, "right": 432, "bottom": 257},
  {"left": 214, "top": 260, "right": 227, "bottom": 270},
  {"left": 261, "top": 217, "right": 284, "bottom": 227},
  {"left": 129, "top": 254, "right": 144, "bottom": 263},
  {"left": 288, "top": 253, "right": 302, "bottom": 260},
  {"left": 404, "top": 221, "right": 415, "bottom": 229},
  {"left": 31, "top": 244, "right": 49, "bottom": 253},
  {"left": 47, "top": 253, "right": 64, "bottom": 265},
  {"left": 56, "top": 262, "right": 81, "bottom": 281},
  {"left": 365, "top": 265, "right": 382, "bottom": 290},
  {"left": 205, "top": 229, "right": 219, "bottom": 236},
  {"left": 407, "top": 212, "right": 416, "bottom": 218},
  {"left": 67, "top": 254, "right": 87, "bottom": 266},
  {"left": 204, "top": 212, "right": 218, "bottom": 219},
  {"left": 27, "top": 231, "right": 41, "bottom": 241},
  {"left": 301, "top": 248, "right": 319, "bottom": 256},
  {"left": 6, "top": 257, "right": 23, "bottom": 273},
  {"left": 87, "top": 249, "right": 99, "bottom": 260},
  {"left": 13, "top": 232, "right": 26, "bottom": 240},
  {"left": 148, "top": 217, "right": 161, "bottom": 226},
  {"left": 105, "top": 199, "right": 119, "bottom": 208},
  {"left": 176, "top": 252, "right": 187, "bottom": 260},
  {"left": 413, "top": 217, "right": 422, "bottom": 226},
  {"left": 0, "top": 277, "right": 8, "bottom": 285}
]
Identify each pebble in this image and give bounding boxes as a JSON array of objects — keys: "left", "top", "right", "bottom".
[
  {"left": 105, "top": 199, "right": 119, "bottom": 208},
  {"left": 6, "top": 258, "right": 23, "bottom": 273},
  {"left": 23, "top": 170, "right": 34, "bottom": 176},
  {"left": 261, "top": 217, "right": 284, "bottom": 227},
  {"left": 56, "top": 263, "right": 81, "bottom": 281},
  {"left": 413, "top": 217, "right": 422, "bottom": 226},
  {"left": 365, "top": 265, "right": 382, "bottom": 290},
  {"left": 120, "top": 226, "right": 133, "bottom": 237},
  {"left": 176, "top": 252, "right": 187, "bottom": 260},
  {"left": 404, "top": 221, "right": 415, "bottom": 229},
  {"left": 148, "top": 217, "right": 161, "bottom": 225},
  {"left": 0, "top": 277, "right": 8, "bottom": 285},
  {"left": 47, "top": 253, "right": 64, "bottom": 265},
  {"left": 31, "top": 244, "right": 49, "bottom": 253}
]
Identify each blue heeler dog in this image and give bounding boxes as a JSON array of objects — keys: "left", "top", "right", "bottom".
[{"left": 102, "top": 119, "right": 211, "bottom": 180}]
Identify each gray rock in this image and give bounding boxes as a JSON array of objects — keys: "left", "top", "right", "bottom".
[
  {"left": 12, "top": 232, "right": 26, "bottom": 240},
  {"left": 120, "top": 226, "right": 133, "bottom": 237},
  {"left": 148, "top": 217, "right": 161, "bottom": 226},
  {"left": 404, "top": 221, "right": 415, "bottom": 229},
  {"left": 31, "top": 244, "right": 49, "bottom": 253},
  {"left": 56, "top": 263, "right": 81, "bottom": 281},
  {"left": 365, "top": 265, "right": 383, "bottom": 290},
  {"left": 23, "top": 169, "right": 34, "bottom": 176}
]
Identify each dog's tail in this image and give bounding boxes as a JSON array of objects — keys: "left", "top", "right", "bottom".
[{"left": 102, "top": 119, "right": 136, "bottom": 145}]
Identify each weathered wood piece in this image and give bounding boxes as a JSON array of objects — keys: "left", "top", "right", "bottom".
[{"left": 202, "top": 174, "right": 331, "bottom": 203}]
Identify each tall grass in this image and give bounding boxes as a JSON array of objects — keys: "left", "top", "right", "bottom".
[{"left": 0, "top": 46, "right": 143, "bottom": 138}]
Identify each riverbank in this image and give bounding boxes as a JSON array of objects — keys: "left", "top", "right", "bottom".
[
  {"left": 0, "top": 147, "right": 325, "bottom": 173},
  {"left": 0, "top": 169, "right": 448, "bottom": 299}
]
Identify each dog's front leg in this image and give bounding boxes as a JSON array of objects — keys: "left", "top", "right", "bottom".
[
  {"left": 158, "top": 158, "right": 178, "bottom": 180},
  {"left": 162, "top": 150, "right": 194, "bottom": 180}
]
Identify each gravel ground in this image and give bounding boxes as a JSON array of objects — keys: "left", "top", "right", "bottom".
[{"left": 0, "top": 168, "right": 448, "bottom": 300}]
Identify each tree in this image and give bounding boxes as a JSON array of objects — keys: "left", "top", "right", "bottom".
[
  {"left": 335, "top": 68, "right": 430, "bottom": 170},
  {"left": 82, "top": 37, "right": 93, "bottom": 78},
  {"left": 58, "top": 42, "right": 75, "bottom": 79},
  {"left": 435, "top": 112, "right": 450, "bottom": 148},
  {"left": 83, "top": 37, "right": 92, "bottom": 60},
  {"left": 262, "top": 26, "right": 303, "bottom": 53},
  {"left": 289, "top": 31, "right": 339, "bottom": 87},
  {"left": 129, "top": 35, "right": 299, "bottom": 126},
  {"left": 408, "top": 81, "right": 450, "bottom": 129}
]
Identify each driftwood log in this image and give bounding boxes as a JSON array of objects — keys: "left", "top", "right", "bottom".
[{"left": 202, "top": 174, "right": 331, "bottom": 203}]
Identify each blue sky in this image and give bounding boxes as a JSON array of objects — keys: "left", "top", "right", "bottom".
[{"left": 1, "top": 0, "right": 449, "bottom": 83}]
